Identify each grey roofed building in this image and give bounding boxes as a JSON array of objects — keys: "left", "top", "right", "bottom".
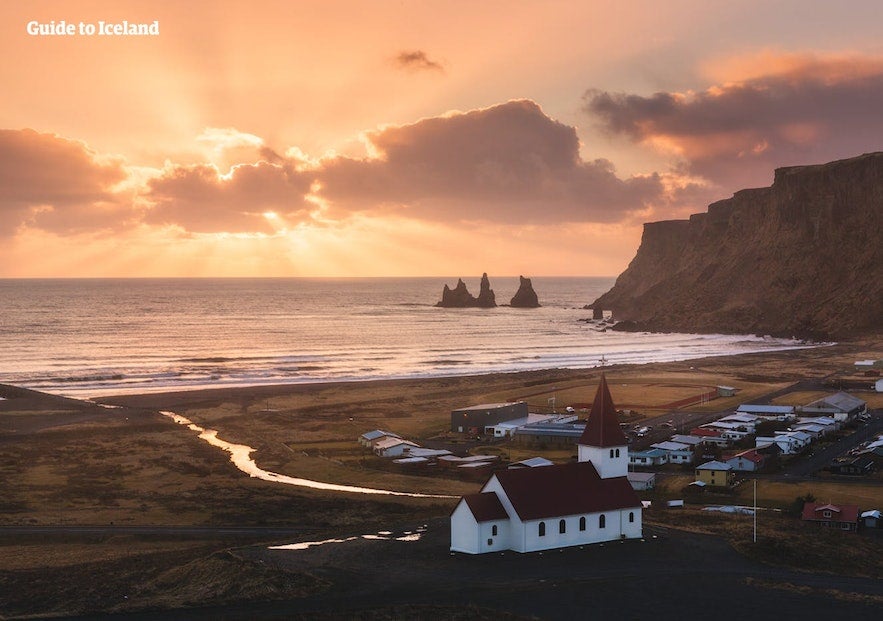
[
  {"left": 803, "top": 392, "right": 867, "bottom": 417},
  {"left": 696, "top": 460, "right": 732, "bottom": 471},
  {"left": 451, "top": 401, "right": 528, "bottom": 433},
  {"left": 508, "top": 457, "right": 554, "bottom": 469},
  {"left": 671, "top": 434, "right": 703, "bottom": 446}
]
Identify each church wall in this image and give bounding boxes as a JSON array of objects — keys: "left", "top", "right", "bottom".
[
  {"left": 520, "top": 507, "right": 641, "bottom": 553},
  {"left": 450, "top": 501, "right": 481, "bottom": 554},
  {"left": 578, "top": 443, "right": 628, "bottom": 478}
]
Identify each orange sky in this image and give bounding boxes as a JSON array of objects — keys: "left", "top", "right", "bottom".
[{"left": 3, "top": 1, "right": 883, "bottom": 277}]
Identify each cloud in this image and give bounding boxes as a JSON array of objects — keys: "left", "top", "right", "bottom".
[
  {"left": 316, "top": 99, "right": 662, "bottom": 223},
  {"left": 394, "top": 50, "right": 445, "bottom": 73},
  {"left": 145, "top": 160, "right": 313, "bottom": 233},
  {"left": 0, "top": 129, "right": 129, "bottom": 235},
  {"left": 584, "top": 54, "right": 883, "bottom": 191}
]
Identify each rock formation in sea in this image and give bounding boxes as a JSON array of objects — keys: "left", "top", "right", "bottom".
[
  {"left": 590, "top": 152, "right": 883, "bottom": 339},
  {"left": 436, "top": 274, "right": 497, "bottom": 307},
  {"left": 476, "top": 273, "right": 497, "bottom": 307},
  {"left": 510, "top": 275, "right": 541, "bottom": 308}
]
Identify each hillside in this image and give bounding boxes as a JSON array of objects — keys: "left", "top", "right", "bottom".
[{"left": 592, "top": 152, "right": 883, "bottom": 339}]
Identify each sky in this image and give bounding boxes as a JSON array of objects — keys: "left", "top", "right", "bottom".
[{"left": 2, "top": 0, "right": 883, "bottom": 277}]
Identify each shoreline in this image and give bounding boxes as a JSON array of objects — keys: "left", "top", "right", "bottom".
[{"left": 90, "top": 334, "right": 880, "bottom": 411}]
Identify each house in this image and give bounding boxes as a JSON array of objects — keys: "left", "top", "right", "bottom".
[
  {"left": 671, "top": 434, "right": 703, "bottom": 447},
  {"left": 695, "top": 460, "right": 735, "bottom": 487},
  {"left": 877, "top": 378, "right": 883, "bottom": 393},
  {"left": 358, "top": 429, "right": 400, "bottom": 447},
  {"left": 725, "top": 448, "right": 767, "bottom": 472},
  {"left": 451, "top": 401, "right": 528, "bottom": 433},
  {"left": 717, "top": 386, "right": 738, "bottom": 397},
  {"left": 828, "top": 455, "right": 875, "bottom": 476},
  {"left": 508, "top": 457, "right": 554, "bottom": 469},
  {"left": 801, "top": 503, "right": 860, "bottom": 532},
  {"left": 689, "top": 428, "right": 730, "bottom": 447},
  {"left": 718, "top": 413, "right": 760, "bottom": 432},
  {"left": 627, "top": 471, "right": 656, "bottom": 491},
  {"left": 650, "top": 441, "right": 694, "bottom": 464},
  {"left": 373, "top": 437, "right": 419, "bottom": 457},
  {"left": 450, "top": 375, "right": 641, "bottom": 554},
  {"left": 736, "top": 404, "right": 796, "bottom": 422},
  {"left": 861, "top": 509, "right": 881, "bottom": 528},
  {"left": 775, "top": 430, "right": 812, "bottom": 449},
  {"left": 628, "top": 448, "right": 668, "bottom": 467},
  {"left": 791, "top": 423, "right": 828, "bottom": 440},
  {"left": 758, "top": 434, "right": 802, "bottom": 455}
]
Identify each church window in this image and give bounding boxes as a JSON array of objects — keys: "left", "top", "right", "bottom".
[
  {"left": 609, "top": 449, "right": 614, "bottom": 458},
  {"left": 538, "top": 522, "right": 546, "bottom": 537},
  {"left": 599, "top": 514, "right": 606, "bottom": 528},
  {"left": 488, "top": 538, "right": 493, "bottom": 546},
  {"left": 559, "top": 519, "right": 566, "bottom": 534},
  {"left": 579, "top": 517, "right": 586, "bottom": 531},
  {"left": 629, "top": 512, "right": 635, "bottom": 523},
  {"left": 615, "top": 448, "right": 620, "bottom": 458},
  {"left": 492, "top": 525, "right": 498, "bottom": 536}
]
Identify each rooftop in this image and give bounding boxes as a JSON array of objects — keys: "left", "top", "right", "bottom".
[
  {"left": 578, "top": 374, "right": 628, "bottom": 448},
  {"left": 489, "top": 460, "right": 640, "bottom": 521}
]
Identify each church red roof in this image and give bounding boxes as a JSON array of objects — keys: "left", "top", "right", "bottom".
[
  {"left": 578, "top": 374, "right": 628, "bottom": 448},
  {"left": 489, "top": 461, "right": 640, "bottom": 521},
  {"left": 461, "top": 492, "right": 509, "bottom": 522}
]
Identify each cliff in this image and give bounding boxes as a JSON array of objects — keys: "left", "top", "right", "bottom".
[
  {"left": 510, "top": 276, "right": 541, "bottom": 308},
  {"left": 591, "top": 152, "right": 883, "bottom": 339},
  {"left": 437, "top": 273, "right": 497, "bottom": 308}
]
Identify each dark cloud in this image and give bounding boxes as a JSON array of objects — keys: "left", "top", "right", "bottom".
[
  {"left": 145, "top": 160, "right": 312, "bottom": 233},
  {"left": 0, "top": 129, "right": 127, "bottom": 235},
  {"left": 584, "top": 58, "right": 883, "bottom": 191},
  {"left": 317, "top": 100, "right": 662, "bottom": 223},
  {"left": 394, "top": 50, "right": 444, "bottom": 73}
]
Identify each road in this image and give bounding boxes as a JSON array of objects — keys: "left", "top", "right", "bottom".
[{"left": 0, "top": 525, "right": 318, "bottom": 538}]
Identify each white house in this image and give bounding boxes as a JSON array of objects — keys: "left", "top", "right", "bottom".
[
  {"left": 359, "top": 429, "right": 400, "bottom": 447},
  {"left": 628, "top": 448, "right": 668, "bottom": 467},
  {"left": 451, "top": 375, "right": 642, "bottom": 554},
  {"left": 650, "top": 441, "right": 694, "bottom": 464},
  {"left": 877, "top": 379, "right": 883, "bottom": 393},
  {"left": 627, "top": 471, "right": 656, "bottom": 491},
  {"left": 718, "top": 413, "right": 760, "bottom": 432},
  {"left": 757, "top": 435, "right": 800, "bottom": 455},
  {"left": 373, "top": 437, "right": 419, "bottom": 457}
]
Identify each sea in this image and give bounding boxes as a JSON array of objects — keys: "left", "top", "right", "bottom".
[{"left": 0, "top": 277, "right": 818, "bottom": 398}]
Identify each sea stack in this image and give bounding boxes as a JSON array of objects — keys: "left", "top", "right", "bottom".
[
  {"left": 510, "top": 275, "right": 540, "bottom": 308},
  {"left": 476, "top": 273, "right": 497, "bottom": 308},
  {"left": 436, "top": 274, "right": 497, "bottom": 308}
]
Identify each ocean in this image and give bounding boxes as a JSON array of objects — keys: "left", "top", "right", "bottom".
[{"left": 0, "top": 277, "right": 815, "bottom": 398}]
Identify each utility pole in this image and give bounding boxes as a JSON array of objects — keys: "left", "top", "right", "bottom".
[{"left": 753, "top": 479, "right": 757, "bottom": 543}]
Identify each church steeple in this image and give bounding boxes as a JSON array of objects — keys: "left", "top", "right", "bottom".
[
  {"left": 578, "top": 374, "right": 627, "bottom": 448},
  {"left": 577, "top": 374, "right": 628, "bottom": 478}
]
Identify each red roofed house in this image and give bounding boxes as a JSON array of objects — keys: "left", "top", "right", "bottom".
[
  {"left": 801, "top": 502, "right": 861, "bottom": 532},
  {"left": 450, "top": 375, "right": 642, "bottom": 554},
  {"left": 725, "top": 448, "right": 767, "bottom": 472}
]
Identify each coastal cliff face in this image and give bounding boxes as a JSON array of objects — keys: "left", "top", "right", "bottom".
[{"left": 592, "top": 152, "right": 883, "bottom": 339}]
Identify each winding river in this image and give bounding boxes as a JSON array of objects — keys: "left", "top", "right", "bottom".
[{"left": 161, "top": 411, "right": 456, "bottom": 499}]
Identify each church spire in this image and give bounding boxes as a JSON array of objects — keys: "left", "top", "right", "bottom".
[{"left": 578, "top": 374, "right": 627, "bottom": 448}]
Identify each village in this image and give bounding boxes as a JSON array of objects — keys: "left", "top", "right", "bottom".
[{"left": 358, "top": 360, "right": 883, "bottom": 546}]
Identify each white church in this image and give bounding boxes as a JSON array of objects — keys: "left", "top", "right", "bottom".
[{"left": 450, "top": 375, "right": 642, "bottom": 554}]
